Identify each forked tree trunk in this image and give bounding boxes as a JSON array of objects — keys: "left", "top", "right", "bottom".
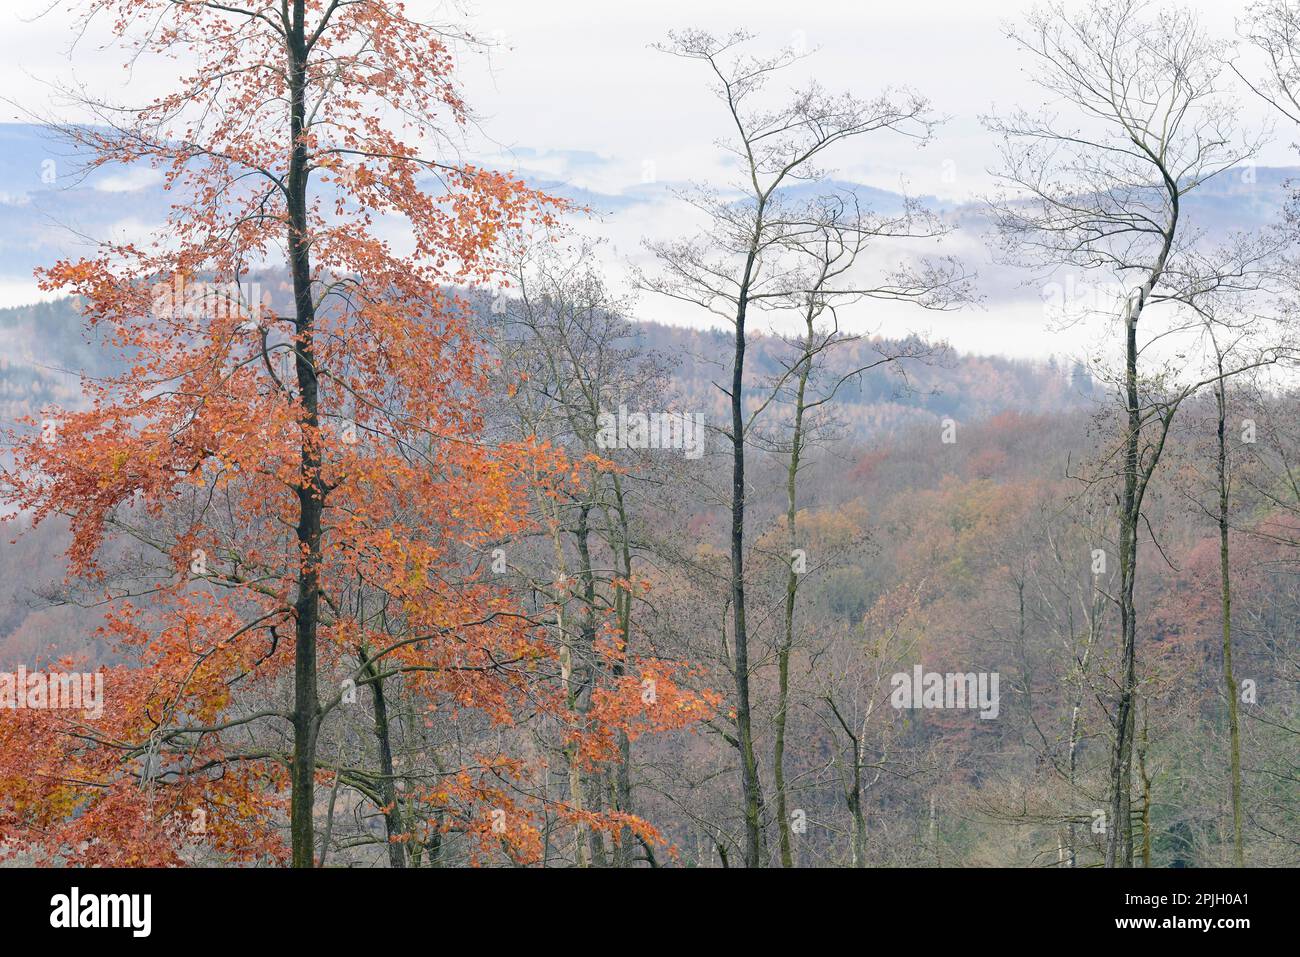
[
  {"left": 360, "top": 646, "right": 406, "bottom": 868},
  {"left": 1106, "top": 216, "right": 1174, "bottom": 867}
]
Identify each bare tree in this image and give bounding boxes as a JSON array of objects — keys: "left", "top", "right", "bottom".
[
  {"left": 761, "top": 194, "right": 968, "bottom": 865},
  {"left": 490, "top": 238, "right": 685, "bottom": 866},
  {"left": 815, "top": 582, "right": 928, "bottom": 867},
  {"left": 985, "top": 0, "right": 1279, "bottom": 866},
  {"left": 1235, "top": 1, "right": 1300, "bottom": 124},
  {"left": 641, "top": 28, "right": 940, "bottom": 868}
]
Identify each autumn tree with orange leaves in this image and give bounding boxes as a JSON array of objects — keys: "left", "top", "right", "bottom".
[{"left": 0, "top": 0, "right": 712, "bottom": 867}]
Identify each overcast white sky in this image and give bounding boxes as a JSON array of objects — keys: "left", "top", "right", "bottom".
[
  {"left": 463, "top": 0, "right": 1291, "bottom": 194},
  {"left": 1, "top": 0, "right": 1294, "bottom": 362}
]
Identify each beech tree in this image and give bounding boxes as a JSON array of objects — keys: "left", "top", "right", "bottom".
[
  {"left": 761, "top": 194, "right": 967, "bottom": 865},
  {"left": 987, "top": 0, "right": 1283, "bottom": 866},
  {"left": 489, "top": 240, "right": 717, "bottom": 866},
  {"left": 642, "top": 28, "right": 940, "bottom": 868},
  {"left": 0, "top": 0, "right": 686, "bottom": 867}
]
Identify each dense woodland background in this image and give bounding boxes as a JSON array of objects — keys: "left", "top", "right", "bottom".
[{"left": 2, "top": 291, "right": 1297, "bottom": 867}]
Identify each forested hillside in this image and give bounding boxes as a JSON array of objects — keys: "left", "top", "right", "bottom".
[
  {"left": 0, "top": 0, "right": 1295, "bottom": 877},
  {"left": 5, "top": 287, "right": 1294, "bottom": 867}
]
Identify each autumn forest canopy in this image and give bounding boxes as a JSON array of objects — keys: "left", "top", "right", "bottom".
[{"left": 0, "top": 0, "right": 1298, "bottom": 879}]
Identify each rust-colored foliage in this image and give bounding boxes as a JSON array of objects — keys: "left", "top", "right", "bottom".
[{"left": 0, "top": 0, "right": 711, "bottom": 866}]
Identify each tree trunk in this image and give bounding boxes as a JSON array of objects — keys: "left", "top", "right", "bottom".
[
  {"left": 606, "top": 472, "right": 636, "bottom": 865},
  {"left": 849, "top": 758, "right": 867, "bottom": 868},
  {"left": 731, "top": 249, "right": 765, "bottom": 867},
  {"left": 1107, "top": 300, "right": 1140, "bottom": 869},
  {"left": 573, "top": 504, "right": 602, "bottom": 865},
  {"left": 1138, "top": 704, "right": 1152, "bottom": 867},
  {"left": 774, "top": 346, "right": 810, "bottom": 868},
  {"left": 928, "top": 792, "right": 939, "bottom": 866},
  {"left": 287, "top": 3, "right": 324, "bottom": 868},
  {"left": 1215, "top": 370, "right": 1245, "bottom": 866},
  {"left": 1106, "top": 184, "right": 1176, "bottom": 869},
  {"left": 360, "top": 646, "right": 406, "bottom": 868}
]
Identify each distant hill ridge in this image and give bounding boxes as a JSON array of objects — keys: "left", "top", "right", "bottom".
[{"left": 0, "top": 295, "right": 1094, "bottom": 444}]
